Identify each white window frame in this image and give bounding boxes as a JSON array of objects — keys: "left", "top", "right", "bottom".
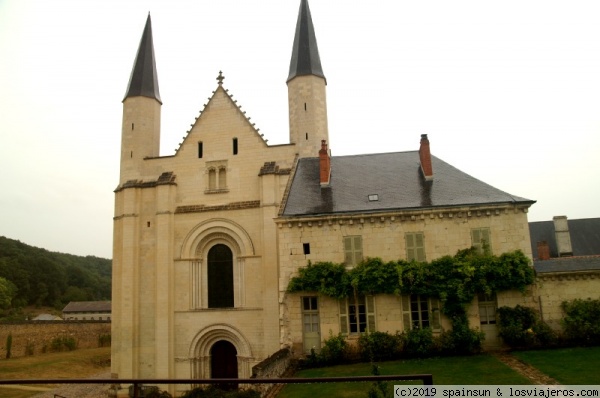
[
  {"left": 339, "top": 294, "right": 375, "bottom": 334},
  {"left": 402, "top": 294, "right": 442, "bottom": 331}
]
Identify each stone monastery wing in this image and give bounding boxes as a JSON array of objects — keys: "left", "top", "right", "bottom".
[{"left": 282, "top": 152, "right": 534, "bottom": 216}]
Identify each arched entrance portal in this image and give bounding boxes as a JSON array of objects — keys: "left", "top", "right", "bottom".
[{"left": 210, "top": 340, "right": 238, "bottom": 390}]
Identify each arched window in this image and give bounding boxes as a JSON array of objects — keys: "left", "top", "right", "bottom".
[
  {"left": 218, "top": 167, "right": 227, "bottom": 189},
  {"left": 208, "top": 168, "right": 217, "bottom": 190},
  {"left": 207, "top": 244, "right": 234, "bottom": 308}
]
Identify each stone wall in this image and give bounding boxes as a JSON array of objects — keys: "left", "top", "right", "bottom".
[
  {"left": 0, "top": 321, "right": 111, "bottom": 359},
  {"left": 251, "top": 347, "right": 292, "bottom": 397}
]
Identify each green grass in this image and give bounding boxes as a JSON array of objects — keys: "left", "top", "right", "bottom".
[
  {"left": 0, "top": 346, "right": 111, "bottom": 398},
  {"left": 512, "top": 346, "right": 600, "bottom": 384},
  {"left": 278, "top": 354, "right": 531, "bottom": 398}
]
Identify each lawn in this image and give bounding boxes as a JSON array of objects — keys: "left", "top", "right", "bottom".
[
  {"left": 512, "top": 346, "right": 600, "bottom": 384},
  {"left": 0, "top": 346, "right": 110, "bottom": 398},
  {"left": 278, "top": 354, "right": 531, "bottom": 398}
]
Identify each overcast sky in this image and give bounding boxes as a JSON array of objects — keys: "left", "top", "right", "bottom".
[{"left": 1, "top": 0, "right": 599, "bottom": 259}]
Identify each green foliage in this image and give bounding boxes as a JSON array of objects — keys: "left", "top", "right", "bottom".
[
  {"left": 358, "top": 332, "right": 401, "bottom": 362},
  {"left": 287, "top": 249, "right": 535, "bottom": 350},
  {"left": 561, "top": 298, "right": 600, "bottom": 345},
  {"left": 0, "top": 276, "right": 17, "bottom": 309},
  {"left": 143, "top": 387, "right": 173, "bottom": 398},
  {"left": 440, "top": 316, "right": 485, "bottom": 355},
  {"left": 6, "top": 332, "right": 12, "bottom": 359},
  {"left": 350, "top": 258, "right": 399, "bottom": 295},
  {"left": 180, "top": 386, "right": 260, "bottom": 398},
  {"left": 497, "top": 305, "right": 557, "bottom": 348},
  {"left": 98, "top": 333, "right": 111, "bottom": 347},
  {"left": 25, "top": 340, "right": 34, "bottom": 356},
  {"left": 50, "top": 336, "right": 78, "bottom": 352},
  {"left": 367, "top": 364, "right": 392, "bottom": 398},
  {"left": 287, "top": 261, "right": 351, "bottom": 298},
  {"left": 319, "top": 332, "right": 350, "bottom": 365},
  {"left": 401, "top": 328, "right": 435, "bottom": 358},
  {"left": 0, "top": 236, "right": 111, "bottom": 314}
]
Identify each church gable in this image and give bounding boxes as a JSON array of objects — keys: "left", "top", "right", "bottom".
[{"left": 175, "top": 82, "right": 267, "bottom": 162}]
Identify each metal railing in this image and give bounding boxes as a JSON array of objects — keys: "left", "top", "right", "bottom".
[{"left": 0, "top": 374, "right": 433, "bottom": 397}]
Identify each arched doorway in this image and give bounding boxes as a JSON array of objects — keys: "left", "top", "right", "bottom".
[
  {"left": 207, "top": 244, "right": 234, "bottom": 308},
  {"left": 210, "top": 340, "right": 238, "bottom": 390}
]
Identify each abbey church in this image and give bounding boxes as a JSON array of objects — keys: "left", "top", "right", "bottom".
[{"left": 112, "top": 0, "right": 536, "bottom": 392}]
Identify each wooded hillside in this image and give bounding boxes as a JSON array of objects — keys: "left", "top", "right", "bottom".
[{"left": 0, "top": 236, "right": 111, "bottom": 315}]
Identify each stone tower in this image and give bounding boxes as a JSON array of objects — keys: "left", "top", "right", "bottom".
[
  {"left": 120, "top": 14, "right": 162, "bottom": 184},
  {"left": 287, "top": 0, "right": 330, "bottom": 158}
]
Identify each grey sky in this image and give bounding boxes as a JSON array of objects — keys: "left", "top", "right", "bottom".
[{"left": 1, "top": 0, "right": 599, "bottom": 258}]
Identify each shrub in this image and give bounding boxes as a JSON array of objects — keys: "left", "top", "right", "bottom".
[
  {"left": 358, "top": 331, "right": 401, "bottom": 362},
  {"left": 561, "top": 298, "right": 600, "bottom": 345},
  {"left": 319, "top": 332, "right": 349, "bottom": 365},
  {"left": 444, "top": 318, "right": 484, "bottom": 355},
  {"left": 25, "top": 340, "right": 34, "bottom": 356},
  {"left": 401, "top": 328, "right": 434, "bottom": 358},
  {"left": 5, "top": 332, "right": 12, "bottom": 359},
  {"left": 497, "top": 305, "right": 556, "bottom": 348},
  {"left": 98, "top": 333, "right": 111, "bottom": 347},
  {"left": 50, "top": 336, "right": 78, "bottom": 352}
]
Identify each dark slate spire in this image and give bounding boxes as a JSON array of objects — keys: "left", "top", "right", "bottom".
[
  {"left": 123, "top": 14, "right": 162, "bottom": 103},
  {"left": 287, "top": 0, "right": 325, "bottom": 83}
]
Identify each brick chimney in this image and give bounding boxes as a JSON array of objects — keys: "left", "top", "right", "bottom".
[
  {"left": 553, "top": 216, "right": 573, "bottom": 257},
  {"left": 319, "top": 140, "right": 331, "bottom": 187},
  {"left": 537, "top": 241, "right": 550, "bottom": 260},
  {"left": 419, "top": 134, "right": 433, "bottom": 180}
]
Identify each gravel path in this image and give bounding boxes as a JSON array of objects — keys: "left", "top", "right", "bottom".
[
  {"left": 492, "top": 352, "right": 560, "bottom": 385},
  {"left": 32, "top": 370, "right": 115, "bottom": 398}
]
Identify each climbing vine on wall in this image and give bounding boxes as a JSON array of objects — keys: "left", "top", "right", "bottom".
[{"left": 287, "top": 248, "right": 535, "bottom": 326}]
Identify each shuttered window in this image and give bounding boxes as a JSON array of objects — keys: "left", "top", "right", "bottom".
[
  {"left": 344, "top": 236, "right": 363, "bottom": 266},
  {"left": 471, "top": 228, "right": 492, "bottom": 254},
  {"left": 340, "top": 294, "right": 375, "bottom": 334},
  {"left": 405, "top": 232, "right": 426, "bottom": 262},
  {"left": 401, "top": 294, "right": 441, "bottom": 331}
]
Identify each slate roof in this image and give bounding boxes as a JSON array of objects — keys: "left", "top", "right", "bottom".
[
  {"left": 287, "top": 0, "right": 326, "bottom": 83},
  {"left": 123, "top": 14, "right": 162, "bottom": 104},
  {"left": 529, "top": 218, "right": 600, "bottom": 258},
  {"left": 534, "top": 255, "right": 600, "bottom": 274},
  {"left": 62, "top": 301, "right": 111, "bottom": 313},
  {"left": 282, "top": 151, "right": 533, "bottom": 217}
]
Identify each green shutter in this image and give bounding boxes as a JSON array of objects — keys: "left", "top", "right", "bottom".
[
  {"left": 344, "top": 237, "right": 353, "bottom": 265},
  {"left": 366, "top": 296, "right": 376, "bottom": 332},
  {"left": 339, "top": 299, "right": 348, "bottom": 334},
  {"left": 354, "top": 236, "right": 363, "bottom": 264},
  {"left": 430, "top": 298, "right": 441, "bottom": 331},
  {"left": 401, "top": 295, "right": 412, "bottom": 331}
]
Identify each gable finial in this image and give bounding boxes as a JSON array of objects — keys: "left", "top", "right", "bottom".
[{"left": 217, "top": 71, "right": 225, "bottom": 86}]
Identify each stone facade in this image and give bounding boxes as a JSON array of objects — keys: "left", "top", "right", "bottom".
[{"left": 278, "top": 205, "right": 534, "bottom": 353}]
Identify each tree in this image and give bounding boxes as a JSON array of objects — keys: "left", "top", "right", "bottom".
[{"left": 0, "top": 276, "right": 16, "bottom": 309}]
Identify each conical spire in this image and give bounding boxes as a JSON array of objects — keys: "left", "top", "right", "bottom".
[
  {"left": 123, "top": 14, "right": 162, "bottom": 103},
  {"left": 287, "top": 0, "right": 325, "bottom": 83}
]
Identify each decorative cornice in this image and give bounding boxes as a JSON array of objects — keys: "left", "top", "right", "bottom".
[
  {"left": 275, "top": 204, "right": 530, "bottom": 227},
  {"left": 176, "top": 200, "right": 260, "bottom": 214},
  {"left": 537, "top": 270, "right": 600, "bottom": 281}
]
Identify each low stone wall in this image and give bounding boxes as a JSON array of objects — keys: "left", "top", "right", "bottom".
[
  {"left": 251, "top": 347, "right": 292, "bottom": 397},
  {"left": 0, "top": 321, "right": 111, "bottom": 359}
]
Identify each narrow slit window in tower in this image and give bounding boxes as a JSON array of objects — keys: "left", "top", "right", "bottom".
[
  {"left": 305, "top": 133, "right": 308, "bottom": 140},
  {"left": 198, "top": 142, "right": 203, "bottom": 159},
  {"left": 233, "top": 138, "right": 238, "bottom": 155},
  {"left": 303, "top": 243, "right": 310, "bottom": 255}
]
